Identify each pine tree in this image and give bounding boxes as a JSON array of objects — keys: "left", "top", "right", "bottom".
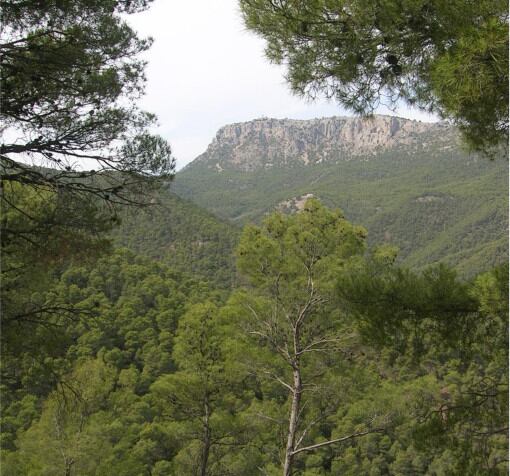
[
  {"left": 239, "top": 0, "right": 508, "bottom": 153},
  {"left": 231, "top": 199, "right": 384, "bottom": 475}
]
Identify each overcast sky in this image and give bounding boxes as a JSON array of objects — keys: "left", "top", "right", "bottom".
[{"left": 128, "top": 0, "right": 438, "bottom": 169}]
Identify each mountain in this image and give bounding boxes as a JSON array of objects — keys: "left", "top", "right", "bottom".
[
  {"left": 111, "top": 190, "right": 239, "bottom": 288},
  {"left": 190, "top": 115, "right": 455, "bottom": 171},
  {"left": 173, "top": 115, "right": 508, "bottom": 276}
]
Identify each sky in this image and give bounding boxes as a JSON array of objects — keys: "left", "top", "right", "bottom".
[{"left": 128, "top": 0, "right": 438, "bottom": 169}]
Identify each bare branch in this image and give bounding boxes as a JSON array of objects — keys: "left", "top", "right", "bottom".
[
  {"left": 295, "top": 413, "right": 324, "bottom": 450},
  {"left": 261, "top": 370, "right": 295, "bottom": 394},
  {"left": 291, "top": 428, "right": 385, "bottom": 456}
]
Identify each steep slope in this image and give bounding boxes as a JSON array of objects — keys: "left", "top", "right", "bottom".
[
  {"left": 111, "top": 189, "right": 239, "bottom": 288},
  {"left": 174, "top": 116, "right": 508, "bottom": 275}
]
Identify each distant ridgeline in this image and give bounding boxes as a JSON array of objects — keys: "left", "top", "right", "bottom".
[{"left": 173, "top": 115, "right": 508, "bottom": 276}]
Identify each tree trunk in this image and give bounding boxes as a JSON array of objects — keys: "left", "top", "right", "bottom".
[
  {"left": 200, "top": 399, "right": 211, "bottom": 476},
  {"left": 283, "top": 366, "right": 302, "bottom": 476},
  {"left": 64, "top": 457, "right": 74, "bottom": 476}
]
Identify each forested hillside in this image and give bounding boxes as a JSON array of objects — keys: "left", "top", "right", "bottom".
[
  {"left": 111, "top": 190, "right": 239, "bottom": 289},
  {"left": 174, "top": 117, "right": 508, "bottom": 276},
  {"left": 2, "top": 199, "right": 507, "bottom": 475},
  {"left": 1, "top": 1, "right": 507, "bottom": 475}
]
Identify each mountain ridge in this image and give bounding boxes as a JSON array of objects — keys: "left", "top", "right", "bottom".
[
  {"left": 190, "top": 115, "right": 458, "bottom": 172},
  {"left": 174, "top": 115, "right": 507, "bottom": 276}
]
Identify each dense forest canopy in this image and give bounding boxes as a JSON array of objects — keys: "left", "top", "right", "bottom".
[
  {"left": 1, "top": 201, "right": 507, "bottom": 475},
  {"left": 0, "top": 1, "right": 508, "bottom": 475}
]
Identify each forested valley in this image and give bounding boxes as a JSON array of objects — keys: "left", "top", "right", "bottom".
[{"left": 1, "top": 1, "right": 508, "bottom": 475}]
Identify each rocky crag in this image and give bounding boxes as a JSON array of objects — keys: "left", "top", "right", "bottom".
[{"left": 192, "top": 115, "right": 457, "bottom": 171}]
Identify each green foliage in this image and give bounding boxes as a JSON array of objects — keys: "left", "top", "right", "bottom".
[
  {"left": 232, "top": 200, "right": 370, "bottom": 474},
  {"left": 337, "top": 261, "right": 508, "bottom": 474},
  {"left": 1, "top": 248, "right": 206, "bottom": 473},
  {"left": 6, "top": 359, "right": 116, "bottom": 476},
  {"left": 150, "top": 302, "right": 252, "bottom": 474},
  {"left": 237, "top": 198, "right": 366, "bottom": 286},
  {"left": 2, "top": 201, "right": 507, "bottom": 475},
  {"left": 239, "top": 0, "right": 508, "bottom": 152},
  {"left": 337, "top": 257, "right": 479, "bottom": 352},
  {"left": 3, "top": 2, "right": 506, "bottom": 475},
  {"left": 429, "top": 16, "right": 509, "bottom": 153},
  {"left": 0, "top": 181, "right": 113, "bottom": 403},
  {"left": 0, "top": 3, "right": 175, "bottom": 337},
  {"left": 1, "top": 0, "right": 175, "bottom": 199},
  {"left": 1, "top": 0, "right": 176, "bottom": 451}
]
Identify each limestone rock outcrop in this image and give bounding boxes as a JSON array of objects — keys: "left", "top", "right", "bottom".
[{"left": 192, "top": 115, "right": 456, "bottom": 171}]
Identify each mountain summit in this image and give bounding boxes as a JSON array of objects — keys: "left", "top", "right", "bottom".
[{"left": 192, "top": 115, "right": 456, "bottom": 171}]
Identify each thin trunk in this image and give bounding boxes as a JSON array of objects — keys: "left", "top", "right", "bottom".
[
  {"left": 64, "top": 457, "right": 74, "bottom": 476},
  {"left": 283, "top": 366, "right": 302, "bottom": 476},
  {"left": 199, "top": 399, "right": 211, "bottom": 476}
]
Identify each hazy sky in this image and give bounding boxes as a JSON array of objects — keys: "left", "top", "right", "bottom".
[{"left": 128, "top": 0, "right": 438, "bottom": 169}]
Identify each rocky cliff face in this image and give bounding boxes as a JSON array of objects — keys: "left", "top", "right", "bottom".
[{"left": 191, "top": 115, "right": 456, "bottom": 171}]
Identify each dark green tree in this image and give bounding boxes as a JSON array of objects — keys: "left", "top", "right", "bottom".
[
  {"left": 0, "top": 0, "right": 174, "bottom": 355},
  {"left": 151, "top": 302, "right": 250, "bottom": 476},
  {"left": 239, "top": 0, "right": 508, "bottom": 153},
  {"left": 1, "top": 0, "right": 175, "bottom": 200},
  {"left": 338, "top": 255, "right": 509, "bottom": 473}
]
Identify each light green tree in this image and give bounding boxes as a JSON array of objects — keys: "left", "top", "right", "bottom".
[
  {"left": 230, "top": 199, "right": 385, "bottom": 476},
  {"left": 4, "top": 359, "right": 116, "bottom": 476}
]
